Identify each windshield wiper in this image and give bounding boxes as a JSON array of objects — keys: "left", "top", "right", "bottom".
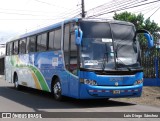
[
  {"left": 102, "top": 43, "right": 111, "bottom": 71},
  {"left": 102, "top": 52, "right": 109, "bottom": 71},
  {"left": 115, "top": 51, "right": 131, "bottom": 72},
  {"left": 116, "top": 57, "right": 131, "bottom": 72}
]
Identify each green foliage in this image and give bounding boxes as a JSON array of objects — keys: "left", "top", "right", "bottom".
[
  {"left": 113, "top": 11, "right": 160, "bottom": 34},
  {"left": 113, "top": 12, "right": 143, "bottom": 30},
  {"left": 143, "top": 18, "right": 160, "bottom": 34}
]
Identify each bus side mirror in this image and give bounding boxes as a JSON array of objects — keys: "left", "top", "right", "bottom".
[
  {"left": 75, "top": 28, "right": 83, "bottom": 45},
  {"left": 136, "top": 29, "right": 154, "bottom": 48},
  {"left": 144, "top": 33, "right": 154, "bottom": 48}
]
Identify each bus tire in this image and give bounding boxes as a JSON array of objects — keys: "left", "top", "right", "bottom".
[
  {"left": 14, "top": 74, "right": 21, "bottom": 90},
  {"left": 52, "top": 78, "right": 62, "bottom": 101}
]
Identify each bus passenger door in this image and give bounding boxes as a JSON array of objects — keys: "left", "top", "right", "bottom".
[
  {"left": 5, "top": 42, "right": 13, "bottom": 83},
  {"left": 63, "top": 24, "right": 70, "bottom": 95},
  {"left": 68, "top": 31, "right": 79, "bottom": 98},
  {"left": 63, "top": 23, "right": 79, "bottom": 98}
]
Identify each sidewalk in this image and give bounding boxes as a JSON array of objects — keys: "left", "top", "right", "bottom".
[{"left": 0, "top": 75, "right": 13, "bottom": 87}]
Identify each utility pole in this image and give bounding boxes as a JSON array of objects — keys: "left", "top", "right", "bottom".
[{"left": 81, "top": 0, "right": 85, "bottom": 18}]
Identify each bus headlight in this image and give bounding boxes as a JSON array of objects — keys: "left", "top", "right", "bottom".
[
  {"left": 80, "top": 79, "right": 97, "bottom": 86},
  {"left": 134, "top": 79, "right": 143, "bottom": 85}
]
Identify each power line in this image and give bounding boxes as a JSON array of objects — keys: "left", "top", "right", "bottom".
[
  {"left": 115, "top": 1, "right": 160, "bottom": 16},
  {"left": 135, "top": 3, "right": 160, "bottom": 16},
  {"left": 33, "top": 0, "right": 76, "bottom": 10},
  {"left": 87, "top": 0, "right": 119, "bottom": 12},
  {"left": 23, "top": 10, "right": 81, "bottom": 32},
  {"left": 0, "top": 7, "right": 60, "bottom": 14},
  {"left": 0, "top": 3, "right": 81, "bottom": 15},
  {"left": 0, "top": 11, "right": 55, "bottom": 17},
  {"left": 131, "top": 2, "right": 160, "bottom": 14},
  {"left": 0, "top": 1, "right": 81, "bottom": 21},
  {"left": 148, "top": 5, "right": 160, "bottom": 18},
  {"left": 0, "top": 11, "right": 81, "bottom": 20},
  {"left": 86, "top": 0, "right": 137, "bottom": 14},
  {"left": 86, "top": 0, "right": 146, "bottom": 17},
  {"left": 87, "top": 0, "right": 160, "bottom": 18},
  {"left": 0, "top": 0, "right": 82, "bottom": 24},
  {"left": 0, "top": 7, "right": 81, "bottom": 18}
]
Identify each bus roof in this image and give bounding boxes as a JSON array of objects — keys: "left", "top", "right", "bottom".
[
  {"left": 9, "top": 18, "right": 79, "bottom": 42},
  {"left": 8, "top": 18, "right": 134, "bottom": 43},
  {"left": 81, "top": 18, "right": 134, "bottom": 26}
]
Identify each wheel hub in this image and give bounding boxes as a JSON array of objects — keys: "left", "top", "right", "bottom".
[{"left": 54, "top": 82, "right": 61, "bottom": 96}]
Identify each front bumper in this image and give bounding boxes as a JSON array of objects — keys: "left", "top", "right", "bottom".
[{"left": 79, "top": 83, "right": 143, "bottom": 99}]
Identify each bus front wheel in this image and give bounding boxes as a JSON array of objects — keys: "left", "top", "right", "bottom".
[{"left": 52, "top": 78, "right": 62, "bottom": 101}]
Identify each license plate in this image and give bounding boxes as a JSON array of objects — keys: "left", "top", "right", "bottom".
[{"left": 113, "top": 90, "right": 120, "bottom": 94}]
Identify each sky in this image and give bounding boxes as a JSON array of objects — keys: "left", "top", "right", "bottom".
[
  {"left": 0, "top": 0, "right": 159, "bottom": 44},
  {"left": 0, "top": 0, "right": 109, "bottom": 43}
]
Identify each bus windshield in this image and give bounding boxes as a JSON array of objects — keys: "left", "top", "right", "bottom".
[{"left": 80, "top": 21, "right": 141, "bottom": 71}]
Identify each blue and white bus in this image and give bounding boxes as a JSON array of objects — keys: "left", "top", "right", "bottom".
[{"left": 5, "top": 18, "right": 153, "bottom": 100}]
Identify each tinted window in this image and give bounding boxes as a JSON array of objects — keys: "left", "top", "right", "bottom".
[
  {"left": 6, "top": 43, "right": 10, "bottom": 56},
  {"left": 37, "top": 35, "right": 41, "bottom": 51},
  {"left": 80, "top": 21, "right": 112, "bottom": 38},
  {"left": 13, "top": 40, "right": 18, "bottom": 54},
  {"left": 49, "top": 31, "right": 54, "bottom": 50},
  {"left": 9, "top": 42, "right": 13, "bottom": 55},
  {"left": 54, "top": 29, "right": 61, "bottom": 50},
  {"left": 41, "top": 33, "right": 47, "bottom": 50},
  {"left": 111, "top": 23, "right": 135, "bottom": 40},
  {"left": 19, "top": 39, "right": 26, "bottom": 54},
  {"left": 70, "top": 33, "right": 77, "bottom": 65},
  {"left": 70, "top": 23, "right": 75, "bottom": 32},
  {"left": 70, "top": 34, "right": 76, "bottom": 51},
  {"left": 26, "top": 37, "right": 29, "bottom": 53},
  {"left": 63, "top": 24, "right": 70, "bottom": 67},
  {"left": 63, "top": 25, "right": 69, "bottom": 51},
  {"left": 30, "top": 36, "right": 36, "bottom": 52},
  {"left": 37, "top": 33, "right": 47, "bottom": 52}
]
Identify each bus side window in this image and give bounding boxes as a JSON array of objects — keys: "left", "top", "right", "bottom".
[
  {"left": 19, "top": 39, "right": 26, "bottom": 54},
  {"left": 6, "top": 43, "right": 10, "bottom": 56},
  {"left": 54, "top": 28, "right": 61, "bottom": 50},
  {"left": 30, "top": 36, "right": 36, "bottom": 52},
  {"left": 70, "top": 33, "right": 77, "bottom": 74},
  {"left": 26, "top": 36, "right": 36, "bottom": 53},
  {"left": 41, "top": 33, "right": 47, "bottom": 51},
  {"left": 37, "top": 35, "right": 42, "bottom": 52},
  {"left": 37, "top": 33, "right": 47, "bottom": 52},
  {"left": 13, "top": 40, "right": 18, "bottom": 55},
  {"left": 63, "top": 24, "right": 70, "bottom": 69},
  {"left": 49, "top": 31, "right": 54, "bottom": 50},
  {"left": 63, "top": 23, "right": 78, "bottom": 75},
  {"left": 9, "top": 42, "right": 13, "bottom": 55},
  {"left": 26, "top": 37, "right": 29, "bottom": 53}
]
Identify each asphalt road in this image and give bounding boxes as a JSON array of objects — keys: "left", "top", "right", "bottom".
[{"left": 0, "top": 75, "right": 159, "bottom": 121}]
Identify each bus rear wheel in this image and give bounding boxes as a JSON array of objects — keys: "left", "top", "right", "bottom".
[{"left": 52, "top": 78, "right": 62, "bottom": 101}]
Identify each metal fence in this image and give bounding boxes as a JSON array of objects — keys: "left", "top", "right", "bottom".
[
  {"left": 141, "top": 38, "right": 160, "bottom": 86},
  {"left": 141, "top": 44, "right": 160, "bottom": 78}
]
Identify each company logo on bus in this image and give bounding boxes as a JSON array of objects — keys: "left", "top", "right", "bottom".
[
  {"left": 115, "top": 82, "right": 119, "bottom": 86},
  {"left": 110, "top": 77, "right": 123, "bottom": 82}
]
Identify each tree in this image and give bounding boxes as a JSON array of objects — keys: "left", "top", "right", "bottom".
[
  {"left": 113, "top": 11, "right": 160, "bottom": 34},
  {"left": 113, "top": 11, "right": 160, "bottom": 47}
]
